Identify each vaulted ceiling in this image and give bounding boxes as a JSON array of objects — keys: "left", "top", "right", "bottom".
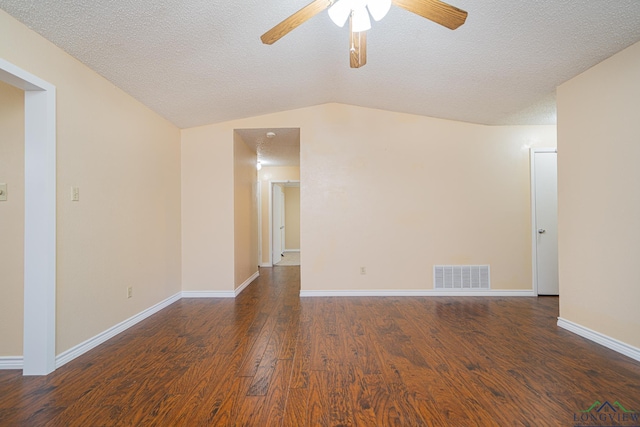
[{"left": 2, "top": 0, "right": 640, "bottom": 129}]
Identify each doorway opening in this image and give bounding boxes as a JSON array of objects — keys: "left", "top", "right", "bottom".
[
  {"left": 235, "top": 128, "right": 300, "bottom": 270},
  {"left": 0, "top": 59, "right": 57, "bottom": 375}
]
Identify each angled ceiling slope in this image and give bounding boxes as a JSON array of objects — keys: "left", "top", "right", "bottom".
[{"left": 1, "top": 1, "right": 640, "bottom": 128}]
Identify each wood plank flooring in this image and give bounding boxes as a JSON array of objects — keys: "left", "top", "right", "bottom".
[{"left": 1, "top": 266, "right": 640, "bottom": 426}]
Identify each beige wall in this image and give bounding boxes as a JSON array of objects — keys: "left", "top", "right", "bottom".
[
  {"left": 233, "top": 133, "right": 259, "bottom": 288},
  {"left": 0, "top": 80, "right": 25, "bottom": 356},
  {"left": 1, "top": 10, "right": 182, "bottom": 354},
  {"left": 181, "top": 104, "right": 555, "bottom": 292},
  {"left": 557, "top": 40, "right": 640, "bottom": 348},
  {"left": 300, "top": 106, "right": 555, "bottom": 291},
  {"left": 181, "top": 126, "right": 234, "bottom": 291},
  {"left": 257, "top": 166, "right": 300, "bottom": 265},
  {"left": 284, "top": 186, "right": 300, "bottom": 250}
]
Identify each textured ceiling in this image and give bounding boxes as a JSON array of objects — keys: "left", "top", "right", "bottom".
[
  {"left": 2, "top": 0, "right": 640, "bottom": 130},
  {"left": 237, "top": 128, "right": 300, "bottom": 167}
]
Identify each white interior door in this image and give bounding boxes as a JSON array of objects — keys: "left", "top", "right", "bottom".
[
  {"left": 280, "top": 187, "right": 286, "bottom": 255},
  {"left": 533, "top": 150, "right": 559, "bottom": 295},
  {"left": 272, "top": 184, "right": 284, "bottom": 265}
]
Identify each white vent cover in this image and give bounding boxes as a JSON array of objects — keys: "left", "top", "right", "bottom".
[{"left": 434, "top": 265, "right": 490, "bottom": 289}]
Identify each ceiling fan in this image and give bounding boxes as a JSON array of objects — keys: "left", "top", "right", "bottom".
[{"left": 261, "top": 0, "right": 467, "bottom": 68}]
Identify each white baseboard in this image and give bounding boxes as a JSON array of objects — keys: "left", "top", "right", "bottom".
[
  {"left": 426, "top": 290, "right": 535, "bottom": 296},
  {"left": 181, "top": 291, "right": 235, "bottom": 298},
  {"left": 557, "top": 317, "right": 640, "bottom": 362},
  {"left": 283, "top": 249, "right": 300, "bottom": 253},
  {"left": 180, "top": 272, "right": 259, "bottom": 299},
  {"left": 235, "top": 271, "right": 259, "bottom": 296},
  {"left": 27, "top": 275, "right": 267, "bottom": 373},
  {"left": 0, "top": 356, "right": 23, "bottom": 370},
  {"left": 260, "top": 263, "right": 273, "bottom": 268},
  {"left": 55, "top": 292, "right": 182, "bottom": 369},
  {"left": 300, "top": 289, "right": 535, "bottom": 297},
  {"left": 8, "top": 281, "right": 537, "bottom": 373}
]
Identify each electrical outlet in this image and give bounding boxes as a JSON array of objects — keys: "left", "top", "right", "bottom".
[
  {"left": 127, "top": 286, "right": 133, "bottom": 299},
  {"left": 71, "top": 186, "right": 80, "bottom": 201},
  {"left": 360, "top": 267, "right": 366, "bottom": 275}
]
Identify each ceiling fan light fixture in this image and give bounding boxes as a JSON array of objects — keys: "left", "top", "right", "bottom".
[
  {"left": 261, "top": 0, "right": 468, "bottom": 68},
  {"left": 328, "top": 0, "right": 353, "bottom": 27},
  {"left": 351, "top": 6, "right": 371, "bottom": 32},
  {"left": 366, "top": 0, "right": 391, "bottom": 21}
]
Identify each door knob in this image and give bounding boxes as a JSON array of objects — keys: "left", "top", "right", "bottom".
[{"left": 538, "top": 229, "right": 546, "bottom": 234}]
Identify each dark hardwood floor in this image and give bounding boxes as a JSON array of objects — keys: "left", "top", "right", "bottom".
[{"left": 1, "top": 267, "right": 640, "bottom": 426}]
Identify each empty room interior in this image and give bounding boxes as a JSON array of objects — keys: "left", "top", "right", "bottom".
[{"left": 1, "top": 1, "right": 640, "bottom": 425}]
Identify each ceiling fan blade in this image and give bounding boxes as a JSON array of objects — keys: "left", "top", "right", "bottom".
[
  {"left": 349, "top": 16, "right": 367, "bottom": 68},
  {"left": 261, "top": 0, "right": 331, "bottom": 45},
  {"left": 392, "top": 0, "right": 467, "bottom": 30}
]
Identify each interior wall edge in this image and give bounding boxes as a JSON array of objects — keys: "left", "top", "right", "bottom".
[{"left": 558, "top": 317, "right": 640, "bottom": 363}]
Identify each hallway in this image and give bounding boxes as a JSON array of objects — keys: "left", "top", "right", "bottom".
[
  {"left": 1, "top": 267, "right": 639, "bottom": 425},
  {"left": 274, "top": 252, "right": 300, "bottom": 266}
]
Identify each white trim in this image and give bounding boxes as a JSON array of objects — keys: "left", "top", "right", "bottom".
[
  {"left": 180, "top": 272, "right": 259, "bottom": 299},
  {"left": 557, "top": 318, "right": 640, "bottom": 362},
  {"left": 300, "top": 289, "right": 535, "bottom": 297},
  {"left": 284, "top": 249, "right": 300, "bottom": 253},
  {"left": 271, "top": 181, "right": 282, "bottom": 265},
  {"left": 256, "top": 179, "right": 262, "bottom": 267},
  {"left": 0, "top": 59, "right": 52, "bottom": 90},
  {"left": 55, "top": 292, "right": 182, "bottom": 368},
  {"left": 1, "top": 58, "right": 57, "bottom": 376},
  {"left": 0, "top": 357, "right": 23, "bottom": 370},
  {"left": 18, "top": 272, "right": 260, "bottom": 370},
  {"left": 181, "top": 291, "right": 236, "bottom": 298},
  {"left": 16, "top": 292, "right": 640, "bottom": 375},
  {"left": 260, "top": 263, "right": 273, "bottom": 268},
  {"left": 530, "top": 147, "right": 557, "bottom": 296},
  {"left": 235, "top": 271, "right": 259, "bottom": 296},
  {"left": 268, "top": 181, "right": 273, "bottom": 265}
]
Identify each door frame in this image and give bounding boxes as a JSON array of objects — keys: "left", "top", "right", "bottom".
[
  {"left": 256, "top": 179, "right": 262, "bottom": 268},
  {"left": 0, "top": 59, "right": 57, "bottom": 375},
  {"left": 271, "top": 182, "right": 284, "bottom": 266},
  {"left": 530, "top": 147, "right": 557, "bottom": 296},
  {"left": 268, "top": 180, "right": 300, "bottom": 266}
]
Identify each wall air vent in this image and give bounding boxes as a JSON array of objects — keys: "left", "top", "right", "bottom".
[{"left": 434, "top": 265, "right": 490, "bottom": 289}]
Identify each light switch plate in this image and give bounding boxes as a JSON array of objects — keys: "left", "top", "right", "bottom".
[
  {"left": 0, "top": 183, "right": 7, "bottom": 201},
  {"left": 71, "top": 186, "right": 79, "bottom": 201}
]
